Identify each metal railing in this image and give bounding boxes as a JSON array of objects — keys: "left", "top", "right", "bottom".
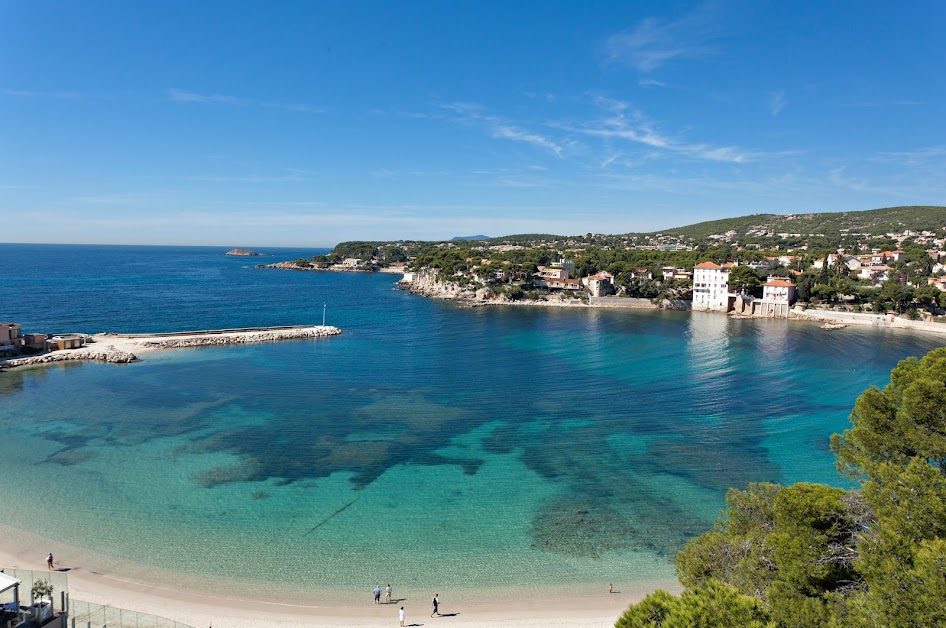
[{"left": 68, "top": 600, "right": 194, "bottom": 628}]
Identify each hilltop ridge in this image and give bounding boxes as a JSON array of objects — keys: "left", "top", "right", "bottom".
[{"left": 648, "top": 205, "right": 946, "bottom": 240}]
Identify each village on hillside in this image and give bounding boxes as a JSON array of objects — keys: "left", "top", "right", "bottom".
[{"left": 303, "top": 220, "right": 946, "bottom": 324}]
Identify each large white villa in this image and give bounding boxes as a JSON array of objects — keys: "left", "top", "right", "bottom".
[{"left": 692, "top": 261, "right": 735, "bottom": 311}]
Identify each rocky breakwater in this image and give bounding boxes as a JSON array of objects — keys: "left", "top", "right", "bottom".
[
  {"left": 138, "top": 326, "right": 342, "bottom": 349},
  {"left": 2, "top": 345, "right": 138, "bottom": 368}
]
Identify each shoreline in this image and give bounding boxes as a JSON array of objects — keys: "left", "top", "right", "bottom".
[
  {"left": 0, "top": 325, "right": 342, "bottom": 370},
  {"left": 396, "top": 273, "right": 946, "bottom": 335},
  {"left": 0, "top": 527, "right": 673, "bottom": 627}
]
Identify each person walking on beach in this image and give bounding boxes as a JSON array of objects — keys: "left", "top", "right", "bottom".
[
  {"left": 374, "top": 584, "right": 382, "bottom": 604},
  {"left": 46, "top": 553, "right": 54, "bottom": 571},
  {"left": 431, "top": 593, "right": 440, "bottom": 617},
  {"left": 385, "top": 583, "right": 392, "bottom": 603},
  {"left": 399, "top": 606, "right": 405, "bottom": 627}
]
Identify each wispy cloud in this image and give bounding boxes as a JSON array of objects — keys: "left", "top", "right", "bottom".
[
  {"left": 168, "top": 88, "right": 244, "bottom": 105},
  {"left": 167, "top": 89, "right": 325, "bottom": 113},
  {"left": 874, "top": 146, "right": 946, "bottom": 165},
  {"left": 186, "top": 172, "right": 309, "bottom": 183},
  {"left": 638, "top": 78, "right": 668, "bottom": 89},
  {"left": 4, "top": 89, "right": 83, "bottom": 99},
  {"left": 440, "top": 102, "right": 564, "bottom": 158},
  {"left": 603, "top": 4, "right": 722, "bottom": 73},
  {"left": 833, "top": 99, "right": 927, "bottom": 108},
  {"left": 68, "top": 194, "right": 143, "bottom": 205},
  {"left": 492, "top": 125, "right": 563, "bottom": 157},
  {"left": 769, "top": 90, "right": 787, "bottom": 116},
  {"left": 570, "top": 97, "right": 758, "bottom": 163}
]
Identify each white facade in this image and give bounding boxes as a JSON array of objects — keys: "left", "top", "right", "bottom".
[
  {"left": 758, "top": 278, "right": 797, "bottom": 318},
  {"left": 692, "top": 262, "right": 732, "bottom": 311}
]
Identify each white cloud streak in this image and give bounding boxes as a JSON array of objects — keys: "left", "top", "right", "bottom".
[
  {"left": 167, "top": 89, "right": 325, "bottom": 113},
  {"left": 4, "top": 89, "right": 83, "bottom": 99},
  {"left": 571, "top": 97, "right": 758, "bottom": 163},
  {"left": 603, "top": 4, "right": 722, "bottom": 72},
  {"left": 441, "top": 102, "right": 564, "bottom": 158}
]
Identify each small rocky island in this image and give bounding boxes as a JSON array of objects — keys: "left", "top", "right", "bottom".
[{"left": 226, "top": 248, "right": 265, "bottom": 256}]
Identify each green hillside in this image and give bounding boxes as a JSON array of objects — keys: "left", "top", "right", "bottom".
[{"left": 652, "top": 206, "right": 946, "bottom": 239}]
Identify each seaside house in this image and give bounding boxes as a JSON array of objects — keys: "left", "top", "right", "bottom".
[
  {"left": 0, "top": 323, "right": 23, "bottom": 355},
  {"left": 534, "top": 265, "right": 571, "bottom": 288},
  {"left": 692, "top": 262, "right": 735, "bottom": 311},
  {"left": 1, "top": 323, "right": 48, "bottom": 357},
  {"left": 542, "top": 277, "right": 583, "bottom": 291},
  {"left": 582, "top": 271, "right": 615, "bottom": 297},
  {"left": 757, "top": 277, "right": 797, "bottom": 318}
]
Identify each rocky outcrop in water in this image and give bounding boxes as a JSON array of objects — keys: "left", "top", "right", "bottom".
[{"left": 226, "top": 248, "right": 265, "bottom": 256}]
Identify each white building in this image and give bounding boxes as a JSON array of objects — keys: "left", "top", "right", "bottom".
[
  {"left": 758, "top": 278, "right": 797, "bottom": 318},
  {"left": 692, "top": 261, "right": 734, "bottom": 311},
  {"left": 582, "top": 271, "right": 615, "bottom": 297}
]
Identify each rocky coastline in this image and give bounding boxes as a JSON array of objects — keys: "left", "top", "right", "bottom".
[
  {"left": 398, "top": 270, "right": 691, "bottom": 310},
  {"left": 259, "top": 260, "right": 397, "bottom": 273},
  {"left": 2, "top": 345, "right": 138, "bottom": 368}
]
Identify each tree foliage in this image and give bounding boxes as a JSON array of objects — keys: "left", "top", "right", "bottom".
[{"left": 619, "top": 347, "right": 946, "bottom": 628}]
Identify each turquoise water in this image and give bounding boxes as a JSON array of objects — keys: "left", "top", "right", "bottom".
[{"left": 0, "top": 244, "right": 943, "bottom": 599}]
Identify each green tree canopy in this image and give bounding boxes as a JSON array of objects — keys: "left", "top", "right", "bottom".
[{"left": 619, "top": 346, "right": 946, "bottom": 628}]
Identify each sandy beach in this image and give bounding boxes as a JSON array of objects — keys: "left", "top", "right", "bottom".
[{"left": 0, "top": 529, "right": 673, "bottom": 628}]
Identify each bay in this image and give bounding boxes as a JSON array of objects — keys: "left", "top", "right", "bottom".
[{"left": 0, "top": 243, "right": 942, "bottom": 599}]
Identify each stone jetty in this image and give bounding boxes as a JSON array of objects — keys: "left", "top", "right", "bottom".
[{"left": 0, "top": 325, "right": 341, "bottom": 370}]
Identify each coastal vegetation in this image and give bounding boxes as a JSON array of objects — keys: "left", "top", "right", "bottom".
[{"left": 616, "top": 347, "right": 946, "bottom": 627}]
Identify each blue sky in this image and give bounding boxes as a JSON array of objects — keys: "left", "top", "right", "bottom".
[{"left": 2, "top": 1, "right": 944, "bottom": 247}]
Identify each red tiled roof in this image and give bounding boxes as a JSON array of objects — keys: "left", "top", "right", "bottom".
[
  {"left": 694, "top": 261, "right": 722, "bottom": 269},
  {"left": 763, "top": 279, "right": 795, "bottom": 287}
]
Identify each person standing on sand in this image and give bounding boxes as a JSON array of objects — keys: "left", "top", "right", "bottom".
[
  {"left": 609, "top": 582, "right": 613, "bottom": 594},
  {"left": 385, "top": 583, "right": 392, "bottom": 603},
  {"left": 431, "top": 593, "right": 440, "bottom": 617},
  {"left": 374, "top": 584, "right": 382, "bottom": 604},
  {"left": 399, "top": 606, "right": 405, "bottom": 626},
  {"left": 46, "top": 553, "right": 54, "bottom": 570}
]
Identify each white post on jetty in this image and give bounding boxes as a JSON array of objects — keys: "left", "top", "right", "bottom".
[{"left": 322, "top": 303, "right": 326, "bottom": 327}]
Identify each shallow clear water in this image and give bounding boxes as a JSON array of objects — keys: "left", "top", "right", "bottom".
[{"left": 0, "top": 244, "right": 942, "bottom": 597}]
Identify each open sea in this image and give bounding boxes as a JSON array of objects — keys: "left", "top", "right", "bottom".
[{"left": 0, "top": 243, "right": 943, "bottom": 602}]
